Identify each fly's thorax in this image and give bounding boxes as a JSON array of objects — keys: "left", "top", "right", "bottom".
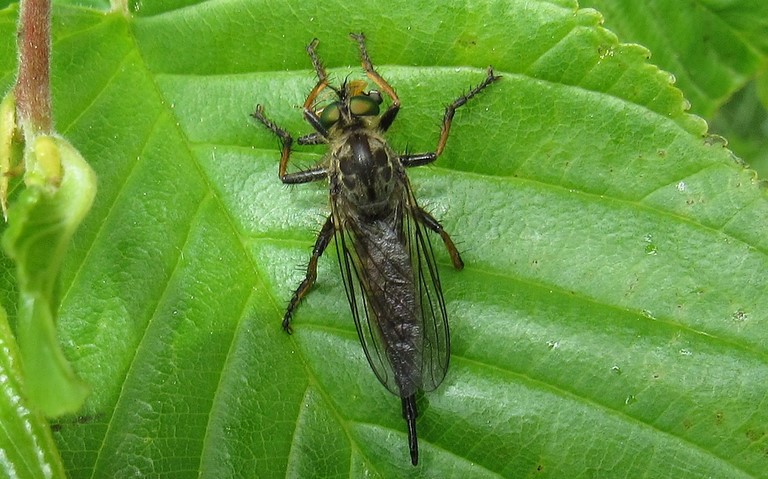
[{"left": 330, "top": 129, "right": 401, "bottom": 214}]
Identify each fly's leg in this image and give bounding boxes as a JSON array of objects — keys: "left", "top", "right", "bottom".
[
  {"left": 251, "top": 106, "right": 330, "bottom": 331},
  {"left": 297, "top": 131, "right": 327, "bottom": 146},
  {"left": 282, "top": 215, "right": 335, "bottom": 334},
  {"left": 415, "top": 208, "right": 464, "bottom": 270},
  {"left": 254, "top": 39, "right": 333, "bottom": 142},
  {"left": 350, "top": 32, "right": 400, "bottom": 132},
  {"left": 398, "top": 153, "right": 437, "bottom": 168},
  {"left": 251, "top": 105, "right": 327, "bottom": 184},
  {"left": 435, "top": 66, "right": 500, "bottom": 156},
  {"left": 402, "top": 395, "right": 419, "bottom": 466},
  {"left": 305, "top": 38, "right": 330, "bottom": 106},
  {"left": 252, "top": 38, "right": 335, "bottom": 182},
  {"left": 302, "top": 38, "right": 333, "bottom": 138},
  {"left": 399, "top": 67, "right": 501, "bottom": 168},
  {"left": 400, "top": 68, "right": 495, "bottom": 270}
]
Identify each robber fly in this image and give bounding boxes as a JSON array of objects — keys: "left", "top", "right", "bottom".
[{"left": 252, "top": 33, "right": 499, "bottom": 466}]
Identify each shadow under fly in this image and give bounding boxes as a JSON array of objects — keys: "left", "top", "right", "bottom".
[{"left": 252, "top": 32, "right": 499, "bottom": 466}]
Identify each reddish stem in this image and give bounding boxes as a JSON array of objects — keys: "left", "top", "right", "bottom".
[{"left": 15, "top": 0, "right": 52, "bottom": 134}]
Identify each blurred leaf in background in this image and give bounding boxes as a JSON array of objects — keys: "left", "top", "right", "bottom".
[{"left": 581, "top": 0, "right": 768, "bottom": 174}]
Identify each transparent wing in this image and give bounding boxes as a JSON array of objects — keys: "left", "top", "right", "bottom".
[
  {"left": 333, "top": 216, "right": 401, "bottom": 396},
  {"left": 402, "top": 189, "right": 451, "bottom": 392},
  {"left": 331, "top": 186, "right": 450, "bottom": 397}
]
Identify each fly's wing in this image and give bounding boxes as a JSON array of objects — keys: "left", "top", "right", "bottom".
[
  {"left": 402, "top": 189, "right": 451, "bottom": 392},
  {"left": 331, "top": 190, "right": 450, "bottom": 397},
  {"left": 332, "top": 211, "right": 403, "bottom": 396}
]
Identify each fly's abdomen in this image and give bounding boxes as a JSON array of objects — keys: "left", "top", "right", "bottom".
[{"left": 351, "top": 218, "right": 424, "bottom": 397}]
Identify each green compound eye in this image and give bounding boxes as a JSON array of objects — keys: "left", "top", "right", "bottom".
[
  {"left": 319, "top": 95, "right": 381, "bottom": 128},
  {"left": 349, "top": 95, "right": 380, "bottom": 117},
  {"left": 319, "top": 102, "right": 340, "bottom": 127}
]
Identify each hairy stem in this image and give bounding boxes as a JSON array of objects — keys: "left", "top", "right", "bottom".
[{"left": 15, "top": 0, "right": 52, "bottom": 135}]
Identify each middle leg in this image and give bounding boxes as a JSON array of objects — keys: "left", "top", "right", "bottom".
[
  {"left": 399, "top": 67, "right": 501, "bottom": 168},
  {"left": 251, "top": 105, "right": 327, "bottom": 184}
]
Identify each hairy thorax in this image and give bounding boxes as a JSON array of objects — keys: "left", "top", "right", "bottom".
[{"left": 329, "top": 127, "right": 401, "bottom": 217}]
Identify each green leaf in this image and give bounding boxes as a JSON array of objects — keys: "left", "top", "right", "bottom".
[
  {"left": 578, "top": 0, "right": 768, "bottom": 176},
  {"left": 580, "top": 0, "right": 768, "bottom": 118},
  {"left": 2, "top": 133, "right": 95, "bottom": 417},
  {"left": 710, "top": 80, "right": 768, "bottom": 179},
  {"left": 1, "top": 1, "right": 767, "bottom": 478},
  {"left": 0, "top": 303, "right": 67, "bottom": 479}
]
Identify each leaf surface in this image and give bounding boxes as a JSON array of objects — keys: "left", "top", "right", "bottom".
[{"left": 0, "top": 1, "right": 766, "bottom": 477}]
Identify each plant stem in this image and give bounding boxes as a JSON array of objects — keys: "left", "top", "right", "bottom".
[{"left": 15, "top": 0, "right": 52, "bottom": 135}]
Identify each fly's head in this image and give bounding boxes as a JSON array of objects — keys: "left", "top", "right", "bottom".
[{"left": 316, "top": 79, "right": 383, "bottom": 132}]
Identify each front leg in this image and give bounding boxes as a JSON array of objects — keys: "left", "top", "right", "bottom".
[
  {"left": 349, "top": 32, "right": 400, "bottom": 132},
  {"left": 252, "top": 105, "right": 328, "bottom": 184},
  {"left": 282, "top": 215, "right": 335, "bottom": 333}
]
